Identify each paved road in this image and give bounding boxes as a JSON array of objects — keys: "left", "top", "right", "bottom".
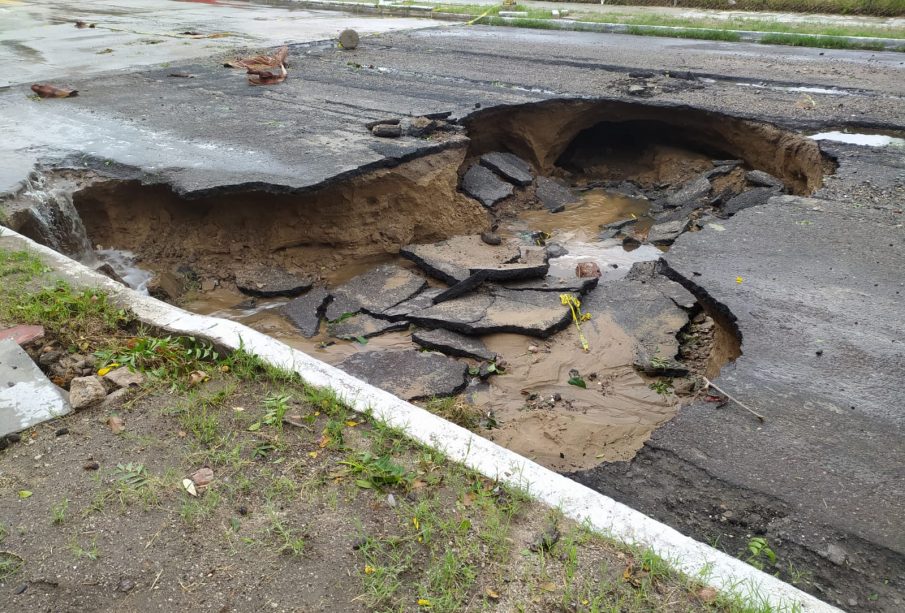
[{"left": 1, "top": 6, "right": 904, "bottom": 609}]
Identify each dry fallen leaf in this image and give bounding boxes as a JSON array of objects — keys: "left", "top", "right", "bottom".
[
  {"left": 107, "top": 415, "right": 125, "bottom": 433},
  {"left": 31, "top": 84, "right": 78, "bottom": 98},
  {"left": 461, "top": 491, "right": 475, "bottom": 507},
  {"left": 182, "top": 478, "right": 198, "bottom": 497},
  {"left": 190, "top": 467, "right": 214, "bottom": 487},
  {"left": 484, "top": 587, "right": 500, "bottom": 600},
  {"left": 225, "top": 45, "right": 288, "bottom": 71},
  {"left": 247, "top": 63, "right": 287, "bottom": 86},
  {"left": 539, "top": 581, "right": 557, "bottom": 593}
]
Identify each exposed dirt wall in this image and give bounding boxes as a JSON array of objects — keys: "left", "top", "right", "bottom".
[
  {"left": 73, "top": 146, "right": 488, "bottom": 278},
  {"left": 463, "top": 99, "right": 829, "bottom": 194}
]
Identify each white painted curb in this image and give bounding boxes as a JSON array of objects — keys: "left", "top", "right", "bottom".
[{"left": 0, "top": 227, "right": 839, "bottom": 612}]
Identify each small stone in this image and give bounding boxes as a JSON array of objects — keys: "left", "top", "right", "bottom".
[
  {"left": 338, "top": 29, "right": 359, "bottom": 50},
  {"left": 386, "top": 493, "right": 396, "bottom": 507},
  {"left": 103, "top": 366, "right": 145, "bottom": 389},
  {"left": 100, "top": 388, "right": 131, "bottom": 409},
  {"left": 55, "top": 427, "right": 69, "bottom": 437},
  {"left": 191, "top": 467, "right": 215, "bottom": 487},
  {"left": 545, "top": 243, "right": 568, "bottom": 258},
  {"left": 824, "top": 543, "right": 848, "bottom": 566},
  {"left": 83, "top": 460, "right": 100, "bottom": 471},
  {"left": 13, "top": 583, "right": 27, "bottom": 595},
  {"left": 371, "top": 123, "right": 402, "bottom": 138},
  {"left": 528, "top": 345, "right": 539, "bottom": 353},
  {"left": 117, "top": 579, "right": 135, "bottom": 593},
  {"left": 69, "top": 376, "right": 107, "bottom": 409},
  {"left": 575, "top": 262, "right": 601, "bottom": 278},
  {"left": 480, "top": 231, "right": 502, "bottom": 246}
]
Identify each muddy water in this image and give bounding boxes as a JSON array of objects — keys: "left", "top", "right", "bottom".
[{"left": 175, "top": 189, "right": 677, "bottom": 471}]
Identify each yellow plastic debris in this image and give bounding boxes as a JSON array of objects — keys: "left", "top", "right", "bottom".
[{"left": 560, "top": 294, "right": 590, "bottom": 352}]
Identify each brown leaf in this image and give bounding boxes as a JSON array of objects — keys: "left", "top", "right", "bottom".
[
  {"left": 539, "top": 581, "right": 557, "bottom": 593},
  {"left": 225, "top": 45, "right": 289, "bottom": 72},
  {"left": 247, "top": 63, "right": 287, "bottom": 86},
  {"left": 31, "top": 84, "right": 78, "bottom": 98},
  {"left": 107, "top": 415, "right": 125, "bottom": 433},
  {"left": 190, "top": 467, "right": 214, "bottom": 487},
  {"left": 484, "top": 587, "right": 500, "bottom": 600},
  {"left": 461, "top": 491, "right": 475, "bottom": 507}
]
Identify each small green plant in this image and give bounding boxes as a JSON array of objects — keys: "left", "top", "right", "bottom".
[
  {"left": 649, "top": 355, "right": 670, "bottom": 370},
  {"left": 649, "top": 379, "right": 673, "bottom": 395},
  {"left": 341, "top": 451, "right": 411, "bottom": 490},
  {"left": 97, "top": 335, "right": 219, "bottom": 379},
  {"left": 262, "top": 393, "right": 292, "bottom": 430},
  {"left": 267, "top": 508, "right": 305, "bottom": 556},
  {"left": 424, "top": 396, "right": 480, "bottom": 429},
  {"left": 51, "top": 498, "right": 69, "bottom": 525},
  {"left": 69, "top": 535, "right": 99, "bottom": 560},
  {"left": 746, "top": 536, "right": 777, "bottom": 571},
  {"left": 114, "top": 462, "right": 149, "bottom": 489},
  {"left": 0, "top": 552, "right": 24, "bottom": 580}
]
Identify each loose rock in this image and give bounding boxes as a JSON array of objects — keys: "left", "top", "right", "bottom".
[
  {"left": 480, "top": 231, "right": 502, "bottom": 246},
  {"left": 103, "top": 366, "right": 145, "bottom": 389},
  {"left": 371, "top": 123, "right": 402, "bottom": 138},
  {"left": 338, "top": 29, "right": 359, "bottom": 50},
  {"left": 69, "top": 375, "right": 107, "bottom": 410},
  {"left": 575, "top": 262, "right": 602, "bottom": 278}
]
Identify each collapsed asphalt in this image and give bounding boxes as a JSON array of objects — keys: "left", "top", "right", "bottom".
[{"left": 1, "top": 17, "right": 904, "bottom": 612}]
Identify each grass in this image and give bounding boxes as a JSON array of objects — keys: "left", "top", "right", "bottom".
[
  {"left": 580, "top": 0, "right": 905, "bottom": 18},
  {"left": 423, "top": 396, "right": 481, "bottom": 429},
  {"left": 420, "top": 1, "right": 905, "bottom": 50},
  {"left": 759, "top": 31, "right": 888, "bottom": 48}
]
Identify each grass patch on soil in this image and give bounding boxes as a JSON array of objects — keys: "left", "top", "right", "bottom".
[
  {"left": 0, "top": 246, "right": 779, "bottom": 611},
  {"left": 626, "top": 25, "right": 743, "bottom": 41},
  {"left": 758, "top": 32, "right": 889, "bottom": 48}
]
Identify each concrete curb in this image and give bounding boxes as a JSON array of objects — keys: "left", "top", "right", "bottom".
[
  {"left": 290, "top": 0, "right": 904, "bottom": 51},
  {"left": 0, "top": 226, "right": 839, "bottom": 612}
]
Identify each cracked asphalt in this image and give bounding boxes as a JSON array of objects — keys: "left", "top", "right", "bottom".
[{"left": 1, "top": 2, "right": 904, "bottom": 610}]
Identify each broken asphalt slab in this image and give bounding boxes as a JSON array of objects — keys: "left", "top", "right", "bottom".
[
  {"left": 336, "top": 349, "right": 467, "bottom": 400},
  {"left": 329, "top": 313, "right": 409, "bottom": 340},
  {"left": 572, "top": 196, "right": 905, "bottom": 607},
  {"left": 535, "top": 177, "right": 579, "bottom": 213},
  {"left": 409, "top": 287, "right": 573, "bottom": 338},
  {"left": 581, "top": 261, "right": 694, "bottom": 368},
  {"left": 235, "top": 267, "right": 313, "bottom": 298},
  {"left": 281, "top": 287, "right": 331, "bottom": 337},
  {"left": 412, "top": 328, "right": 496, "bottom": 362},
  {"left": 0, "top": 339, "right": 71, "bottom": 438},
  {"left": 480, "top": 151, "right": 533, "bottom": 186},
  {"left": 401, "top": 235, "right": 548, "bottom": 285},
  {"left": 323, "top": 264, "right": 427, "bottom": 322},
  {"left": 461, "top": 163, "right": 514, "bottom": 207}
]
